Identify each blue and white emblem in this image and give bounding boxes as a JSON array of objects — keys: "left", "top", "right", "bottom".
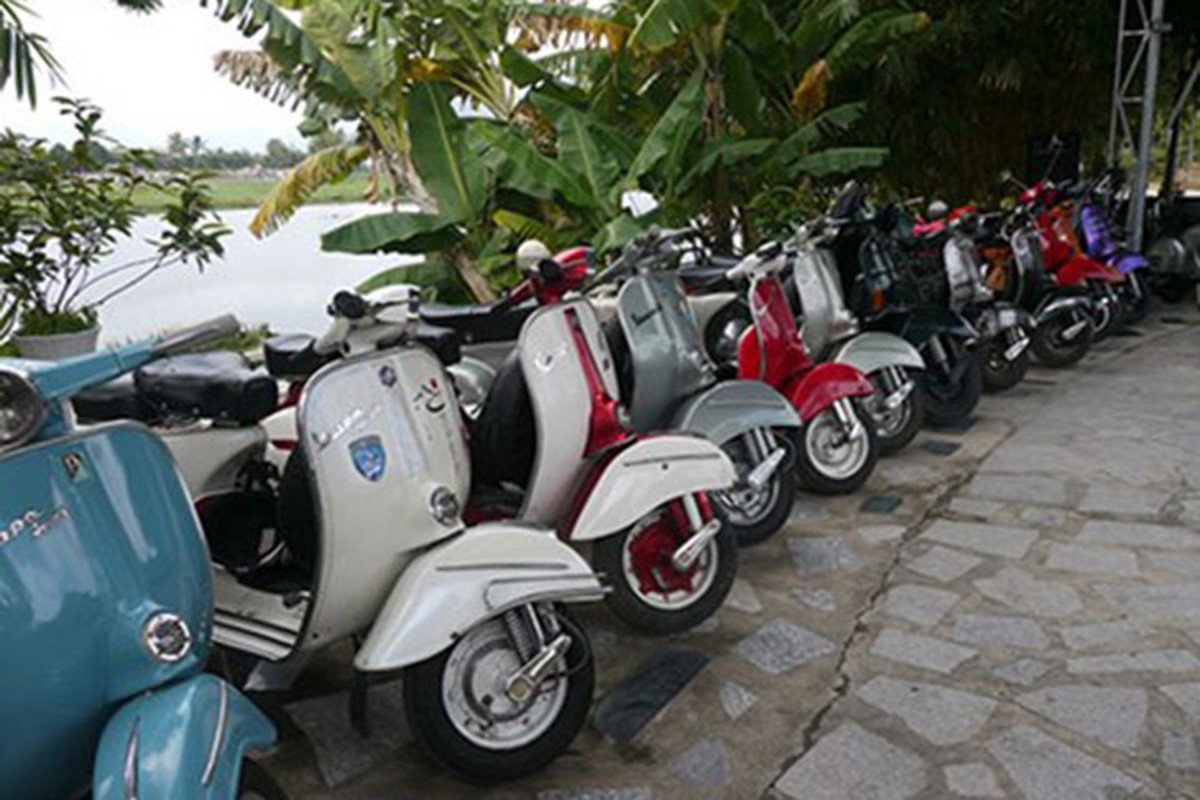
[{"left": 349, "top": 435, "right": 387, "bottom": 482}]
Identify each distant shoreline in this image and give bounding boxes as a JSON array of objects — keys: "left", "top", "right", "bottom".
[{"left": 133, "top": 172, "right": 373, "bottom": 212}]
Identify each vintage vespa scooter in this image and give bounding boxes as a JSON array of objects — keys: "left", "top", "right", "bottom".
[
  {"left": 0, "top": 316, "right": 284, "bottom": 800},
  {"left": 587, "top": 229, "right": 802, "bottom": 546},
  {"left": 786, "top": 222, "right": 927, "bottom": 455},
  {"left": 722, "top": 240, "right": 881, "bottom": 495},
  {"left": 194, "top": 293, "right": 611, "bottom": 781}
]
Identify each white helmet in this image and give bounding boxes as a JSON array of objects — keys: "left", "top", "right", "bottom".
[{"left": 516, "top": 239, "right": 552, "bottom": 274}]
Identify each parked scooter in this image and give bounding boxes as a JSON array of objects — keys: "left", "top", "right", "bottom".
[
  {"left": 178, "top": 295, "right": 610, "bottom": 781},
  {"left": 786, "top": 223, "right": 927, "bottom": 455},
  {"left": 674, "top": 235, "right": 927, "bottom": 456},
  {"left": 469, "top": 289, "right": 741, "bottom": 632},
  {"left": 1075, "top": 173, "right": 1151, "bottom": 324},
  {"left": 0, "top": 316, "right": 285, "bottom": 799},
  {"left": 974, "top": 209, "right": 1097, "bottom": 368},
  {"left": 721, "top": 239, "right": 881, "bottom": 494},
  {"left": 589, "top": 229, "right": 802, "bottom": 545},
  {"left": 890, "top": 204, "right": 1033, "bottom": 393},
  {"left": 826, "top": 184, "right": 985, "bottom": 427}
]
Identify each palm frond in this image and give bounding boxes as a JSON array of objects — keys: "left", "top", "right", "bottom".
[
  {"left": 0, "top": 0, "right": 63, "bottom": 107},
  {"left": 250, "top": 144, "right": 370, "bottom": 237},
  {"left": 214, "top": 49, "right": 300, "bottom": 106}
]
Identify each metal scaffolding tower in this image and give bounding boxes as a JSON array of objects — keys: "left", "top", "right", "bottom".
[{"left": 1108, "top": 0, "right": 1167, "bottom": 252}]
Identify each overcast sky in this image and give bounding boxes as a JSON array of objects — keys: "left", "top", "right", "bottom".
[{"left": 1, "top": 1, "right": 304, "bottom": 150}]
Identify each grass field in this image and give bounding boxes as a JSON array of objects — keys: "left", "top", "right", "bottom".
[{"left": 133, "top": 172, "right": 372, "bottom": 212}]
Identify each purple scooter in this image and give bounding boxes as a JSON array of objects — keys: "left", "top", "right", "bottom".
[{"left": 1076, "top": 176, "right": 1150, "bottom": 324}]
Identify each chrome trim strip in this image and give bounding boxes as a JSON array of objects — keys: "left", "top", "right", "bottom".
[
  {"left": 201, "top": 681, "right": 229, "bottom": 786},
  {"left": 123, "top": 718, "right": 140, "bottom": 800},
  {"left": 438, "top": 561, "right": 570, "bottom": 573}
]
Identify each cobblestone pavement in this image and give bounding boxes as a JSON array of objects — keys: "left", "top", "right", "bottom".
[{"left": 258, "top": 308, "right": 1200, "bottom": 799}]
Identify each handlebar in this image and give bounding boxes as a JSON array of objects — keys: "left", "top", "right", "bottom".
[{"left": 152, "top": 314, "right": 241, "bottom": 357}]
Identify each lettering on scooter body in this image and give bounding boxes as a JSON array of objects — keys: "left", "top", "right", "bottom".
[{"left": 0, "top": 507, "right": 71, "bottom": 547}]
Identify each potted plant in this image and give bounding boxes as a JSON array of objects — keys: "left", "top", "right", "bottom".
[{"left": 0, "top": 99, "right": 228, "bottom": 359}]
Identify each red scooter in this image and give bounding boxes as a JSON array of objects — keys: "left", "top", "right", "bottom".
[{"left": 725, "top": 241, "right": 880, "bottom": 495}]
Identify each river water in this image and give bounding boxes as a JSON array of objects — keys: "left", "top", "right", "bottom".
[{"left": 86, "top": 202, "right": 416, "bottom": 344}]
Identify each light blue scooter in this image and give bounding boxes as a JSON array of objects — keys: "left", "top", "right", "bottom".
[{"left": 0, "top": 316, "right": 284, "bottom": 800}]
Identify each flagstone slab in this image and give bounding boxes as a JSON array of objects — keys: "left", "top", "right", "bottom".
[
  {"left": 1061, "top": 620, "right": 1146, "bottom": 651},
  {"left": 974, "top": 568, "right": 1083, "bottom": 618},
  {"left": 952, "top": 613, "right": 1050, "bottom": 650},
  {"left": 735, "top": 619, "right": 837, "bottom": 675},
  {"left": 967, "top": 474, "right": 1067, "bottom": 506},
  {"left": 987, "top": 726, "right": 1142, "bottom": 800},
  {"left": 905, "top": 545, "right": 985, "bottom": 583},
  {"left": 870, "top": 629, "right": 977, "bottom": 674},
  {"left": 1045, "top": 543, "right": 1139, "bottom": 577},
  {"left": 920, "top": 520, "right": 1040, "bottom": 560},
  {"left": 1067, "top": 649, "right": 1200, "bottom": 675},
  {"left": 883, "top": 585, "right": 961, "bottom": 627},
  {"left": 774, "top": 723, "right": 927, "bottom": 800},
  {"left": 1016, "top": 685, "right": 1148, "bottom": 753},
  {"left": 857, "top": 676, "right": 997, "bottom": 745},
  {"left": 944, "top": 763, "right": 1003, "bottom": 798},
  {"left": 1079, "top": 520, "right": 1200, "bottom": 550}
]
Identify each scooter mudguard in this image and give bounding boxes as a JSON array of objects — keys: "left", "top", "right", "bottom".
[
  {"left": 1110, "top": 251, "right": 1149, "bottom": 275},
  {"left": 669, "top": 379, "right": 800, "bottom": 446},
  {"left": 1035, "top": 292, "right": 1094, "bottom": 325},
  {"left": 568, "top": 434, "right": 737, "bottom": 542},
  {"left": 93, "top": 674, "right": 276, "bottom": 800},
  {"left": 354, "top": 523, "right": 603, "bottom": 672},
  {"left": 830, "top": 332, "right": 925, "bottom": 377},
  {"left": 901, "top": 307, "right": 979, "bottom": 347},
  {"left": 784, "top": 362, "right": 876, "bottom": 422},
  {"left": 1058, "top": 255, "right": 1121, "bottom": 286}
]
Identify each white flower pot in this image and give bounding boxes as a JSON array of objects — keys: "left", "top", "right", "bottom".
[{"left": 14, "top": 326, "right": 101, "bottom": 360}]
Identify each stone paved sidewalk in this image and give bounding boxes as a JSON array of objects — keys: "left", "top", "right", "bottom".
[{"left": 261, "top": 310, "right": 1200, "bottom": 799}]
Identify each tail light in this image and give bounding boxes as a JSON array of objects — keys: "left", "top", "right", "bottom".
[{"left": 871, "top": 287, "right": 886, "bottom": 313}]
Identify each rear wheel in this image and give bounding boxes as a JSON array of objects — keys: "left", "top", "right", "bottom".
[
  {"left": 921, "top": 348, "right": 983, "bottom": 427},
  {"left": 712, "top": 429, "right": 796, "bottom": 547},
  {"left": 794, "top": 399, "right": 878, "bottom": 495},
  {"left": 1090, "top": 288, "right": 1122, "bottom": 342},
  {"left": 594, "top": 499, "right": 737, "bottom": 634},
  {"left": 236, "top": 760, "right": 286, "bottom": 799},
  {"left": 1031, "top": 308, "right": 1093, "bottom": 368},
  {"left": 404, "top": 607, "right": 593, "bottom": 783},
  {"left": 865, "top": 367, "right": 925, "bottom": 457}
]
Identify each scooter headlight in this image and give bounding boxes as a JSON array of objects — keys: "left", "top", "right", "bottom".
[{"left": 0, "top": 368, "right": 45, "bottom": 453}]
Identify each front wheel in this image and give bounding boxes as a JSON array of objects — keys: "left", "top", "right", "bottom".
[
  {"left": 794, "top": 399, "right": 879, "bottom": 495},
  {"left": 981, "top": 331, "right": 1031, "bottom": 393},
  {"left": 1031, "top": 308, "right": 1093, "bottom": 368},
  {"left": 865, "top": 367, "right": 925, "bottom": 457},
  {"left": 403, "top": 607, "right": 594, "bottom": 783},
  {"left": 594, "top": 498, "right": 737, "bottom": 634},
  {"left": 712, "top": 428, "right": 797, "bottom": 547},
  {"left": 236, "top": 760, "right": 286, "bottom": 799},
  {"left": 921, "top": 349, "right": 983, "bottom": 427}
]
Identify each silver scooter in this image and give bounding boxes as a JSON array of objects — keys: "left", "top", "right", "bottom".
[{"left": 594, "top": 230, "right": 802, "bottom": 546}]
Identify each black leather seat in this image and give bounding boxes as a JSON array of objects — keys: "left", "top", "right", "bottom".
[
  {"left": 677, "top": 257, "right": 739, "bottom": 293},
  {"left": 136, "top": 352, "right": 279, "bottom": 425},
  {"left": 74, "top": 374, "right": 157, "bottom": 423},
  {"left": 263, "top": 334, "right": 335, "bottom": 381},
  {"left": 420, "top": 301, "right": 534, "bottom": 344},
  {"left": 470, "top": 352, "right": 536, "bottom": 488}
]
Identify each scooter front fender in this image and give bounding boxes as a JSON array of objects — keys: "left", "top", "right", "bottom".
[
  {"left": 670, "top": 379, "right": 800, "bottom": 445},
  {"left": 1111, "top": 251, "right": 1149, "bottom": 275},
  {"left": 830, "top": 331, "right": 925, "bottom": 376},
  {"left": 355, "top": 523, "right": 603, "bottom": 672},
  {"left": 1035, "top": 293, "right": 1094, "bottom": 324},
  {"left": 569, "top": 435, "right": 736, "bottom": 542},
  {"left": 785, "top": 363, "right": 876, "bottom": 422},
  {"left": 93, "top": 674, "right": 276, "bottom": 800}
]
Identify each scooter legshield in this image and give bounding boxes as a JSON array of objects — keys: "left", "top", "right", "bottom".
[
  {"left": 1057, "top": 255, "right": 1123, "bottom": 286},
  {"left": 93, "top": 674, "right": 276, "bottom": 800},
  {"left": 354, "top": 523, "right": 603, "bottom": 672},
  {"left": 784, "top": 362, "right": 876, "bottom": 422}
]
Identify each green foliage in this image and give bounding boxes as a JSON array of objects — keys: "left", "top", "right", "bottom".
[{"left": 0, "top": 99, "right": 228, "bottom": 339}]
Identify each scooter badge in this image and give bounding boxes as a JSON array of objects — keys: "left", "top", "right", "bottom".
[
  {"left": 62, "top": 452, "right": 90, "bottom": 483},
  {"left": 349, "top": 435, "right": 387, "bottom": 482}
]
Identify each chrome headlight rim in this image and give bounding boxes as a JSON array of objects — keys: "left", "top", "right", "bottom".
[{"left": 0, "top": 367, "right": 46, "bottom": 454}]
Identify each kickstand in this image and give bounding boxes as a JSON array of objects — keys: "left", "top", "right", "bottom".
[{"left": 350, "top": 672, "right": 371, "bottom": 738}]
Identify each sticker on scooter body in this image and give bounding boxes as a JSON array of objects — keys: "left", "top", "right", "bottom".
[
  {"left": 413, "top": 378, "right": 446, "bottom": 413},
  {"left": 349, "top": 435, "right": 388, "bottom": 482},
  {"left": 1, "top": 506, "right": 71, "bottom": 547}
]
